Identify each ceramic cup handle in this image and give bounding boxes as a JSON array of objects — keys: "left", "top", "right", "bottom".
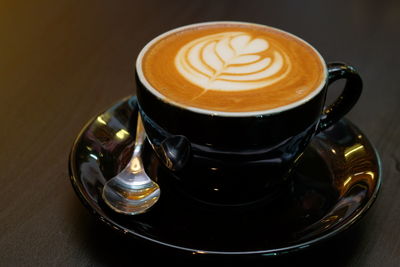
[{"left": 317, "top": 62, "right": 363, "bottom": 132}]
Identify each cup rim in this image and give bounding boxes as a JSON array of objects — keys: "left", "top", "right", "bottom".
[{"left": 136, "top": 21, "right": 328, "bottom": 117}]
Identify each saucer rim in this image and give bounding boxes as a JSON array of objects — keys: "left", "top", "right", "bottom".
[{"left": 68, "top": 96, "right": 382, "bottom": 256}]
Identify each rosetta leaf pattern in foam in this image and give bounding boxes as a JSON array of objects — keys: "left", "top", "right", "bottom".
[{"left": 175, "top": 32, "right": 290, "bottom": 93}]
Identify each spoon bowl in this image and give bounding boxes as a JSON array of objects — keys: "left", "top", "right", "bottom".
[{"left": 102, "top": 114, "right": 160, "bottom": 215}]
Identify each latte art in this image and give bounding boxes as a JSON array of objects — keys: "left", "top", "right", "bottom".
[{"left": 175, "top": 32, "right": 291, "bottom": 92}]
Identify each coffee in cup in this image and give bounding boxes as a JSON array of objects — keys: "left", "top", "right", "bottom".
[{"left": 140, "top": 22, "right": 326, "bottom": 113}]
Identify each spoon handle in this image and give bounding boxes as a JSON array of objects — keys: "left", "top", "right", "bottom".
[
  {"left": 128, "top": 114, "right": 146, "bottom": 173},
  {"left": 134, "top": 114, "right": 145, "bottom": 153}
]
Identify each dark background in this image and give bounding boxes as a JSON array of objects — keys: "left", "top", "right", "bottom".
[{"left": 1, "top": 0, "right": 399, "bottom": 266}]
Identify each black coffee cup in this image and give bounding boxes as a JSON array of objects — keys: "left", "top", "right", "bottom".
[{"left": 135, "top": 22, "right": 362, "bottom": 206}]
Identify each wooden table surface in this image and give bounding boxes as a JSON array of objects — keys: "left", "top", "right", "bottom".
[{"left": 1, "top": 0, "right": 399, "bottom": 266}]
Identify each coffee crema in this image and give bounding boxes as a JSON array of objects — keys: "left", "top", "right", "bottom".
[{"left": 140, "top": 22, "right": 326, "bottom": 113}]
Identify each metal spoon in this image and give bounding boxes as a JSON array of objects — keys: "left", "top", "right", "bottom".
[{"left": 102, "top": 114, "right": 160, "bottom": 215}]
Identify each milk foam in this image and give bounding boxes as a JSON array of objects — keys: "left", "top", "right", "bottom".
[{"left": 175, "top": 32, "right": 291, "bottom": 92}]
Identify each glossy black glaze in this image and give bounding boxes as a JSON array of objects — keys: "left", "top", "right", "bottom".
[
  {"left": 69, "top": 97, "right": 381, "bottom": 257},
  {"left": 136, "top": 62, "right": 362, "bottom": 204},
  {"left": 136, "top": 72, "right": 324, "bottom": 151}
]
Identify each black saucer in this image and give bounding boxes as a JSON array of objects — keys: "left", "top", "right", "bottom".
[{"left": 69, "top": 96, "right": 381, "bottom": 257}]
